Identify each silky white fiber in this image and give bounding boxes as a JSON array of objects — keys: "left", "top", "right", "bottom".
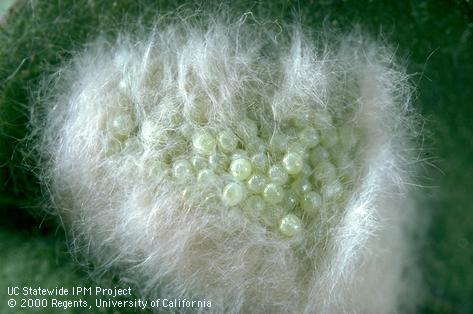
[{"left": 30, "top": 13, "right": 420, "bottom": 314}]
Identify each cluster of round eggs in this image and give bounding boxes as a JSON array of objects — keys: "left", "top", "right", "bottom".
[
  {"left": 106, "top": 111, "right": 361, "bottom": 238},
  {"left": 165, "top": 115, "right": 361, "bottom": 238}
]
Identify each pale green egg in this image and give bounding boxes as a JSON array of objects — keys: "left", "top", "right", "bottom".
[
  {"left": 218, "top": 130, "right": 239, "bottom": 153},
  {"left": 251, "top": 152, "right": 269, "bottom": 172},
  {"left": 230, "top": 158, "right": 253, "bottom": 180},
  {"left": 173, "top": 160, "right": 194, "bottom": 180},
  {"left": 279, "top": 214, "right": 302, "bottom": 237},
  {"left": 268, "top": 164, "right": 288, "bottom": 185},
  {"left": 282, "top": 152, "right": 304, "bottom": 175},
  {"left": 222, "top": 182, "right": 246, "bottom": 206},
  {"left": 247, "top": 174, "right": 267, "bottom": 193},
  {"left": 192, "top": 131, "right": 216, "bottom": 155},
  {"left": 301, "top": 191, "right": 322, "bottom": 215},
  {"left": 263, "top": 183, "right": 285, "bottom": 204},
  {"left": 197, "top": 169, "right": 216, "bottom": 184}
]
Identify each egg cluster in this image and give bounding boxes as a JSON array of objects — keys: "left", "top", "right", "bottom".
[{"left": 108, "top": 110, "right": 362, "bottom": 238}]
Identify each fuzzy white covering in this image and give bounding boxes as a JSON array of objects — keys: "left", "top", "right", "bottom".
[{"left": 31, "top": 15, "right": 418, "bottom": 314}]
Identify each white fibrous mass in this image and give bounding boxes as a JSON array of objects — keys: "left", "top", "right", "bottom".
[{"left": 32, "top": 15, "right": 418, "bottom": 314}]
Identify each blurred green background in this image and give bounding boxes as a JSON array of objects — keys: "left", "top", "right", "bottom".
[{"left": 1, "top": 0, "right": 472, "bottom": 313}]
